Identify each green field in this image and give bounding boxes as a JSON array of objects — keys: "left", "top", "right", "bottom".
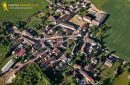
[
  {"left": 0, "top": 45, "right": 7, "bottom": 69},
  {"left": 92, "top": 0, "right": 130, "bottom": 61},
  {"left": 91, "top": 0, "right": 106, "bottom": 9},
  {"left": 0, "top": 45, "right": 7, "bottom": 62},
  {"left": 113, "top": 69, "right": 130, "bottom": 85},
  {"left": 0, "top": 0, "right": 48, "bottom": 22}
]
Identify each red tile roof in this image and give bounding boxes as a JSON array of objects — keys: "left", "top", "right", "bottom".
[
  {"left": 49, "top": 16, "right": 56, "bottom": 22},
  {"left": 16, "top": 48, "right": 26, "bottom": 57},
  {"left": 81, "top": 70, "right": 96, "bottom": 84},
  {"left": 53, "top": 48, "right": 61, "bottom": 55}
]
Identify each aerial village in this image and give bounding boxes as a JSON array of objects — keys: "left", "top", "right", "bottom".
[{"left": 0, "top": 0, "right": 129, "bottom": 85}]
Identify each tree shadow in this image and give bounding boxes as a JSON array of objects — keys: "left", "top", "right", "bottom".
[
  {"left": 101, "top": 34, "right": 110, "bottom": 40},
  {"left": 16, "top": 21, "right": 27, "bottom": 29},
  {"left": 43, "top": 68, "right": 64, "bottom": 84},
  {"left": 102, "top": 78, "right": 111, "bottom": 85},
  {"left": 96, "top": 34, "right": 110, "bottom": 49},
  {"left": 107, "top": 51, "right": 116, "bottom": 56},
  {"left": 101, "top": 14, "right": 110, "bottom": 25}
]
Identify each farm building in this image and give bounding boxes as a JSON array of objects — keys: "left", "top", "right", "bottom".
[{"left": 1, "top": 59, "right": 15, "bottom": 73}]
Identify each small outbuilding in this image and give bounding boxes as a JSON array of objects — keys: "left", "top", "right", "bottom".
[{"left": 1, "top": 59, "right": 15, "bottom": 73}]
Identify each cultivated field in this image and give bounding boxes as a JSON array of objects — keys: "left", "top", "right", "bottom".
[
  {"left": 92, "top": 0, "right": 130, "bottom": 61},
  {"left": 0, "top": 0, "right": 48, "bottom": 22}
]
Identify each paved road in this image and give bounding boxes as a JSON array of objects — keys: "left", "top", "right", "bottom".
[{"left": 14, "top": 26, "right": 77, "bottom": 41}]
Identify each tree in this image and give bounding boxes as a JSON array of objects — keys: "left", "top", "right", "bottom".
[
  {"left": 78, "top": 7, "right": 89, "bottom": 17},
  {"left": 16, "top": 21, "right": 27, "bottom": 29}
]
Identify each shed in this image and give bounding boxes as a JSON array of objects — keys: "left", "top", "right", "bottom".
[{"left": 1, "top": 59, "right": 14, "bottom": 73}]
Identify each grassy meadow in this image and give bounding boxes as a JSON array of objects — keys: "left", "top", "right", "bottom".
[{"left": 92, "top": 0, "right": 130, "bottom": 61}]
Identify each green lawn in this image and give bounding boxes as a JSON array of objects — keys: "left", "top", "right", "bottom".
[
  {"left": 91, "top": 0, "right": 106, "bottom": 9},
  {"left": 113, "top": 70, "right": 130, "bottom": 85},
  {"left": 92, "top": 0, "right": 130, "bottom": 61},
  {"left": 100, "top": 61, "right": 121, "bottom": 79},
  {"left": 26, "top": 12, "right": 45, "bottom": 33},
  {"left": 0, "top": 0, "right": 48, "bottom": 22},
  {"left": 97, "top": 61, "right": 122, "bottom": 85},
  {"left": 0, "top": 45, "right": 7, "bottom": 62},
  {"left": 27, "top": 16, "right": 42, "bottom": 28}
]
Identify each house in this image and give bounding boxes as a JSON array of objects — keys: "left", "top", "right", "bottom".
[
  {"left": 80, "top": 70, "right": 97, "bottom": 85},
  {"left": 33, "top": 42, "right": 42, "bottom": 50},
  {"left": 47, "top": 28, "right": 56, "bottom": 35},
  {"left": 81, "top": 0, "right": 91, "bottom": 8},
  {"left": 90, "top": 12, "right": 107, "bottom": 26},
  {"left": 60, "top": 55, "right": 71, "bottom": 63},
  {"left": 80, "top": 23, "right": 89, "bottom": 31},
  {"left": 74, "top": 64, "right": 97, "bottom": 85},
  {"left": 58, "top": 22, "right": 76, "bottom": 31},
  {"left": 11, "top": 39, "right": 23, "bottom": 49},
  {"left": 104, "top": 58, "right": 113, "bottom": 67},
  {"left": 37, "top": 50, "right": 49, "bottom": 58},
  {"left": 95, "top": 12, "right": 108, "bottom": 24},
  {"left": 64, "top": 10, "right": 71, "bottom": 15},
  {"left": 56, "top": 7, "right": 71, "bottom": 15},
  {"left": 83, "top": 15, "right": 92, "bottom": 23},
  {"left": 87, "top": 8, "right": 108, "bottom": 26},
  {"left": 53, "top": 48, "right": 61, "bottom": 55},
  {"left": 85, "top": 64, "right": 93, "bottom": 71},
  {"left": 109, "top": 55, "right": 117, "bottom": 62},
  {"left": 91, "top": 20, "right": 100, "bottom": 27},
  {"left": 86, "top": 37, "right": 96, "bottom": 46},
  {"left": 64, "top": 12, "right": 76, "bottom": 22},
  {"left": 91, "top": 57, "right": 98, "bottom": 65},
  {"left": 83, "top": 37, "right": 96, "bottom": 53},
  {"left": 45, "top": 25, "right": 53, "bottom": 33},
  {"left": 6, "top": 27, "right": 14, "bottom": 33},
  {"left": 40, "top": 57, "right": 56, "bottom": 68},
  {"left": 88, "top": 8, "right": 97, "bottom": 17},
  {"left": 60, "top": 56, "right": 67, "bottom": 62},
  {"left": 72, "top": 43, "right": 83, "bottom": 55},
  {"left": 1, "top": 59, "right": 15, "bottom": 73},
  {"left": 23, "top": 37, "right": 35, "bottom": 46},
  {"left": 56, "top": 8, "right": 64, "bottom": 14},
  {"left": 49, "top": 16, "right": 57, "bottom": 24},
  {"left": 16, "top": 48, "right": 26, "bottom": 57},
  {"left": 57, "top": 6, "right": 71, "bottom": 14},
  {"left": 56, "top": 14, "right": 70, "bottom": 23},
  {"left": 77, "top": 80, "right": 85, "bottom": 85},
  {"left": 77, "top": 15, "right": 83, "bottom": 20},
  {"left": 104, "top": 55, "right": 117, "bottom": 67},
  {"left": 55, "top": 62, "right": 68, "bottom": 71},
  {"left": 27, "top": 29, "right": 38, "bottom": 37},
  {"left": 83, "top": 13, "right": 97, "bottom": 27},
  {"left": 81, "top": 43, "right": 86, "bottom": 53}
]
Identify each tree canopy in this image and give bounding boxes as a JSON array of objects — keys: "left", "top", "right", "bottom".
[{"left": 11, "top": 64, "right": 50, "bottom": 85}]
